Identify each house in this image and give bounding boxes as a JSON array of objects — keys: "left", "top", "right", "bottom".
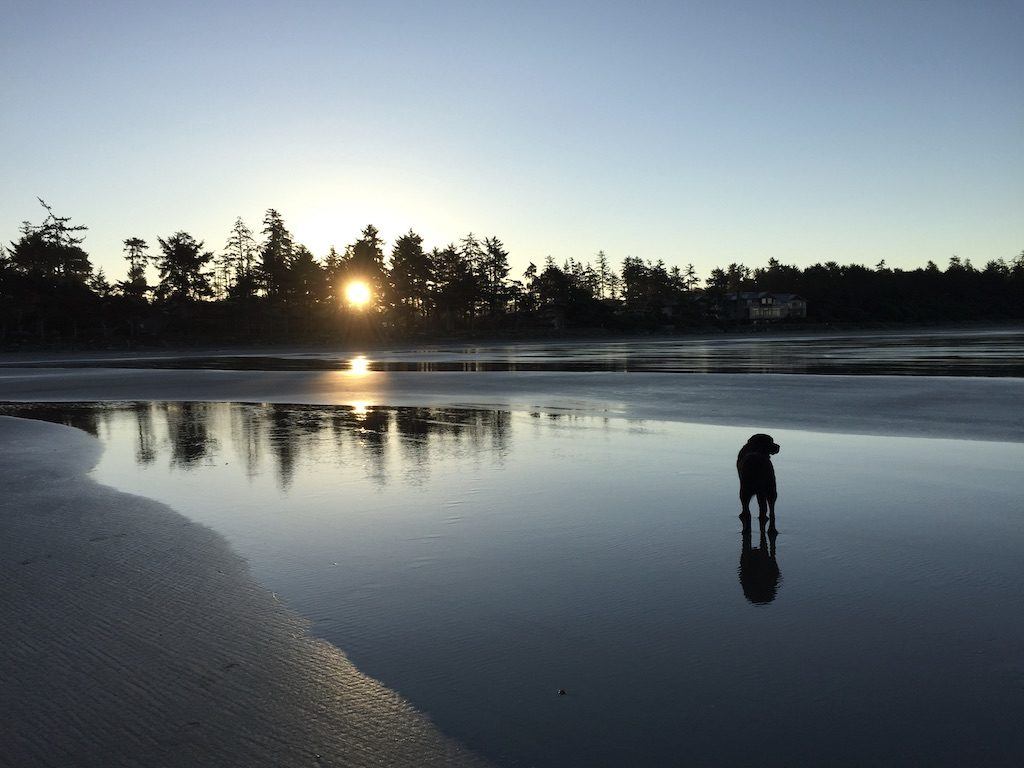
[{"left": 723, "top": 292, "right": 807, "bottom": 322}]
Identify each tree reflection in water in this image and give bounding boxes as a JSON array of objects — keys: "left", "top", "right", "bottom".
[
  {"left": 161, "top": 402, "right": 219, "bottom": 468},
  {"left": 1, "top": 402, "right": 512, "bottom": 489}
]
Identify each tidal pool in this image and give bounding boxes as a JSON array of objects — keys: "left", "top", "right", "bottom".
[{"left": 7, "top": 402, "right": 1024, "bottom": 766}]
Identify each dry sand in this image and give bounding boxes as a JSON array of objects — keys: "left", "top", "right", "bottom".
[{"left": 0, "top": 415, "right": 488, "bottom": 768}]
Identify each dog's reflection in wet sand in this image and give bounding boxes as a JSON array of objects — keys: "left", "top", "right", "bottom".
[{"left": 739, "top": 515, "right": 781, "bottom": 604}]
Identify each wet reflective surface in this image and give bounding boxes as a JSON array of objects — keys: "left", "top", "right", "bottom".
[
  {"left": 4, "top": 328, "right": 1024, "bottom": 376},
  {"left": 5, "top": 401, "right": 1024, "bottom": 767}
]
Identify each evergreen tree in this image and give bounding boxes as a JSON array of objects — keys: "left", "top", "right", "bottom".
[
  {"left": 430, "top": 244, "right": 476, "bottom": 329},
  {"left": 155, "top": 232, "right": 214, "bottom": 302},
  {"left": 595, "top": 251, "right": 611, "bottom": 298},
  {"left": 284, "top": 244, "right": 325, "bottom": 308},
  {"left": 520, "top": 262, "right": 540, "bottom": 311},
  {"left": 8, "top": 199, "right": 92, "bottom": 283},
  {"left": 482, "top": 236, "right": 511, "bottom": 315},
  {"left": 259, "top": 209, "right": 293, "bottom": 300},
  {"left": 221, "top": 217, "right": 257, "bottom": 298},
  {"left": 119, "top": 237, "right": 150, "bottom": 300},
  {"left": 323, "top": 245, "right": 345, "bottom": 305},
  {"left": 683, "top": 263, "right": 698, "bottom": 291},
  {"left": 536, "top": 261, "right": 572, "bottom": 307},
  {"left": 89, "top": 268, "right": 113, "bottom": 298},
  {"left": 390, "top": 230, "right": 432, "bottom": 325},
  {"left": 346, "top": 225, "right": 388, "bottom": 309}
]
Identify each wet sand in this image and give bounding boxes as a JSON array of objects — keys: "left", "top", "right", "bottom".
[
  {"left": 0, "top": 415, "right": 488, "bottom": 768},
  {"left": 3, "top": 343, "right": 1024, "bottom": 766}
]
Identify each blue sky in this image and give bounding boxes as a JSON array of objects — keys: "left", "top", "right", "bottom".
[{"left": 2, "top": 0, "right": 1021, "bottom": 281}]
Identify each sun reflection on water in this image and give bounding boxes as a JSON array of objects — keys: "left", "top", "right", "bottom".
[{"left": 349, "top": 355, "right": 370, "bottom": 375}]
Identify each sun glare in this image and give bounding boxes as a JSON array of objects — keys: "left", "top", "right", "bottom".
[
  {"left": 344, "top": 280, "right": 371, "bottom": 308},
  {"left": 349, "top": 355, "right": 370, "bottom": 375}
]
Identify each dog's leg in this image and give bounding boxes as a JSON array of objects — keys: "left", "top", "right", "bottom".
[
  {"left": 767, "top": 491, "right": 778, "bottom": 534},
  {"left": 739, "top": 486, "right": 753, "bottom": 517},
  {"left": 756, "top": 493, "right": 769, "bottom": 520}
]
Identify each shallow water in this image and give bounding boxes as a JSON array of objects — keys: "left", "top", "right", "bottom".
[
  {"left": 4, "top": 328, "right": 1024, "bottom": 376},
  {"left": 6, "top": 401, "right": 1024, "bottom": 766}
]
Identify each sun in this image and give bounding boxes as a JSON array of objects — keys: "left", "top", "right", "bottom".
[{"left": 344, "top": 280, "right": 372, "bottom": 308}]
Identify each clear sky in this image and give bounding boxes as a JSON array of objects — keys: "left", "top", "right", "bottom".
[{"left": 2, "top": 0, "right": 1022, "bottom": 282}]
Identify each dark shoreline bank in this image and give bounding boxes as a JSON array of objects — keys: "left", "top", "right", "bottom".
[{"left": 3, "top": 320, "right": 1022, "bottom": 357}]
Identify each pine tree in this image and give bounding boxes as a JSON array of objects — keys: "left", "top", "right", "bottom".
[
  {"left": 683, "top": 263, "right": 698, "bottom": 291},
  {"left": 259, "top": 209, "right": 293, "bottom": 301},
  {"left": 8, "top": 199, "right": 93, "bottom": 283},
  {"left": 431, "top": 244, "right": 476, "bottom": 329},
  {"left": 89, "top": 268, "right": 113, "bottom": 298},
  {"left": 323, "top": 245, "right": 345, "bottom": 305},
  {"left": 285, "top": 244, "right": 325, "bottom": 309},
  {"left": 155, "top": 232, "right": 214, "bottom": 302},
  {"left": 346, "top": 225, "right": 388, "bottom": 309},
  {"left": 390, "top": 230, "right": 431, "bottom": 323},
  {"left": 119, "top": 237, "right": 150, "bottom": 300},
  {"left": 595, "top": 250, "right": 611, "bottom": 299},
  {"left": 482, "top": 236, "right": 511, "bottom": 316},
  {"left": 221, "top": 217, "right": 257, "bottom": 297}
]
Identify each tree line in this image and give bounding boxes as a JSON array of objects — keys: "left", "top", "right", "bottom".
[{"left": 2, "top": 199, "right": 1022, "bottom": 346}]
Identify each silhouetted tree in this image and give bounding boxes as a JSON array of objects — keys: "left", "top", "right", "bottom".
[
  {"left": 155, "top": 232, "right": 213, "bottom": 302},
  {"left": 389, "top": 230, "right": 432, "bottom": 328},
  {"left": 119, "top": 237, "right": 150, "bottom": 300},
  {"left": 430, "top": 244, "right": 477, "bottom": 329},
  {"left": 459, "top": 233, "right": 486, "bottom": 314},
  {"left": 284, "top": 244, "right": 325, "bottom": 309},
  {"left": 259, "top": 209, "right": 293, "bottom": 301},
  {"left": 323, "top": 245, "right": 344, "bottom": 306},
  {"left": 8, "top": 199, "right": 92, "bottom": 283},
  {"left": 88, "top": 268, "right": 112, "bottom": 298},
  {"left": 682, "top": 263, "right": 698, "bottom": 291},
  {"left": 344, "top": 225, "right": 388, "bottom": 312},
  {"left": 595, "top": 251, "right": 613, "bottom": 298},
  {"left": 481, "top": 236, "right": 511, "bottom": 316},
  {"left": 518, "top": 262, "right": 540, "bottom": 312},
  {"left": 217, "top": 217, "right": 257, "bottom": 299}
]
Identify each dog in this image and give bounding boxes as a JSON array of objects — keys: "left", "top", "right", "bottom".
[{"left": 737, "top": 433, "right": 780, "bottom": 524}]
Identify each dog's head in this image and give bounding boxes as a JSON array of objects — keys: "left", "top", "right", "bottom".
[{"left": 745, "top": 433, "right": 780, "bottom": 455}]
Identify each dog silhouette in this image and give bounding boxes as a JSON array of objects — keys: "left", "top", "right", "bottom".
[{"left": 737, "top": 433, "right": 779, "bottom": 528}]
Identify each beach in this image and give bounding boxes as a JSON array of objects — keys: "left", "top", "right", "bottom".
[
  {"left": 3, "top": 336, "right": 1024, "bottom": 766},
  {"left": 0, "top": 415, "right": 488, "bottom": 768}
]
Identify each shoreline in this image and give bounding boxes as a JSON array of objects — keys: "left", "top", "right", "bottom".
[
  {"left": 2, "top": 322, "right": 1022, "bottom": 364},
  {"left": 2, "top": 369, "right": 1023, "bottom": 443},
  {"left": 0, "top": 415, "right": 488, "bottom": 768}
]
